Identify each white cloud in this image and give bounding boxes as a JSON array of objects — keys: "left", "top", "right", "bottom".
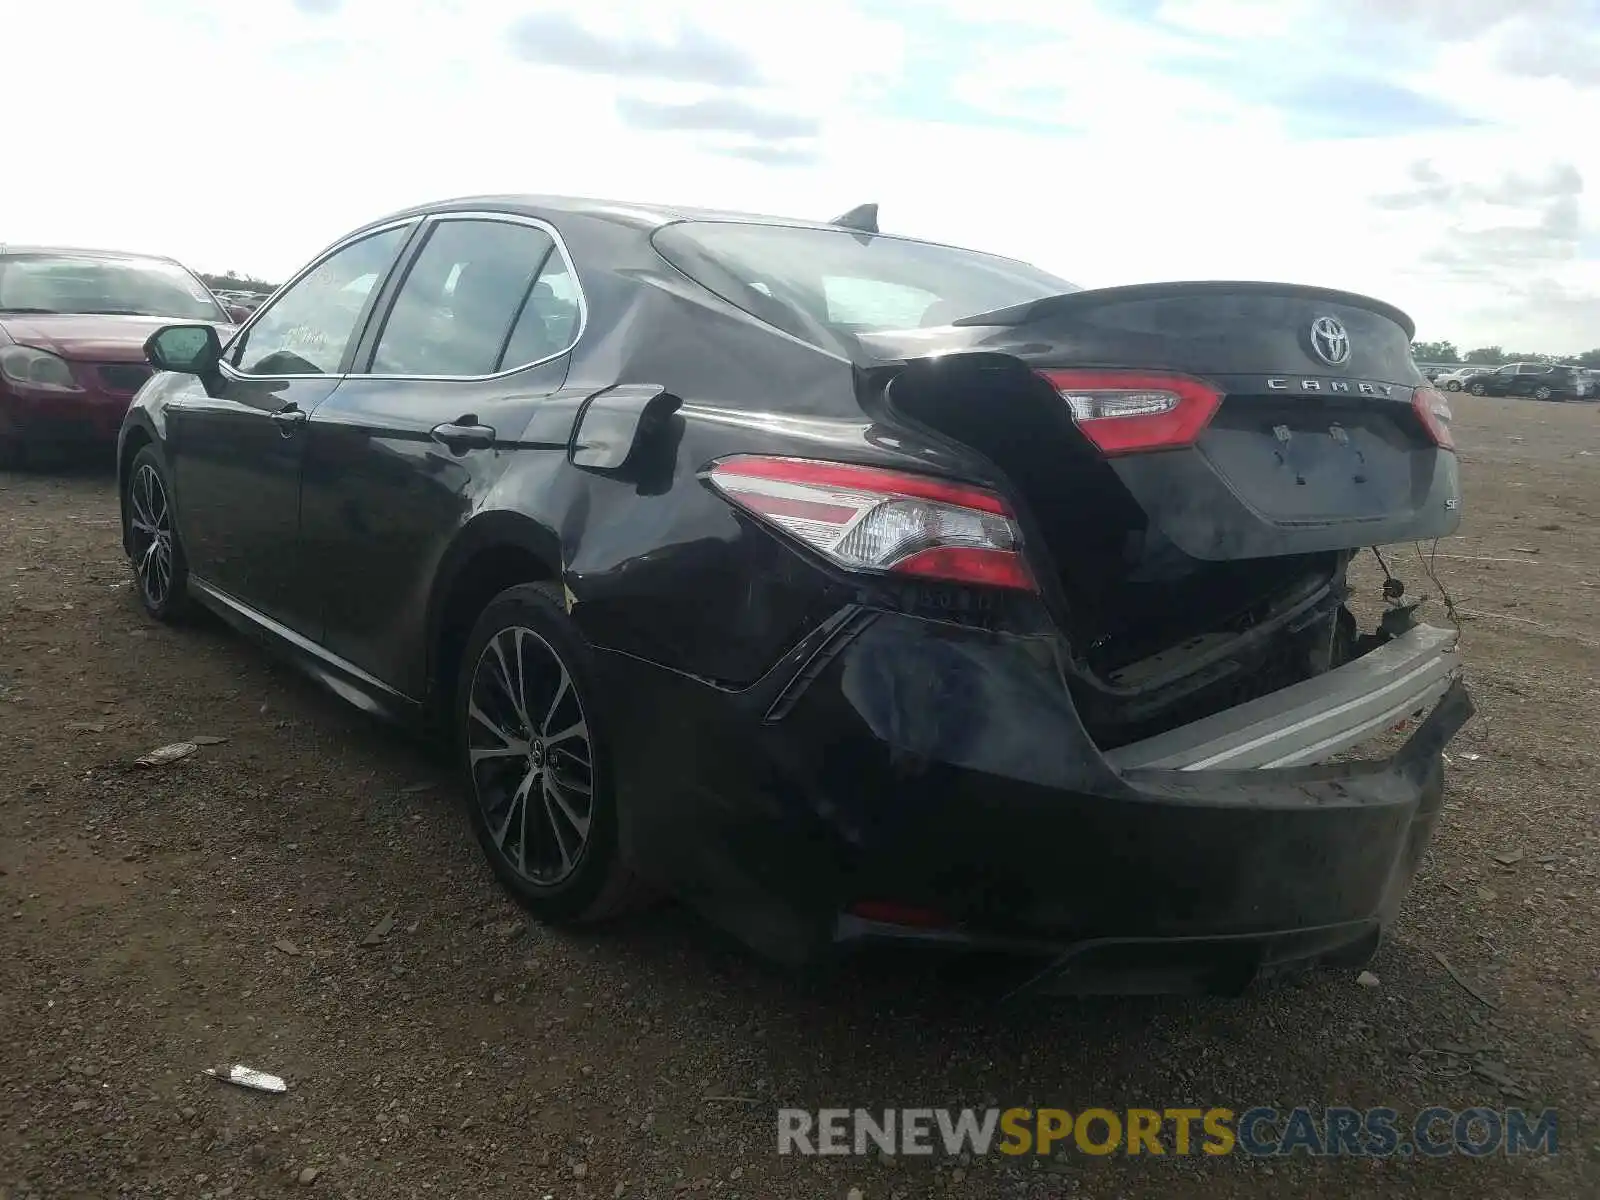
[{"left": 6, "top": 0, "right": 1598, "bottom": 352}]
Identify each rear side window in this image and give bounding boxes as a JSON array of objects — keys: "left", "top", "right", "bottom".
[
  {"left": 368, "top": 218, "right": 579, "bottom": 377},
  {"left": 651, "top": 220, "right": 1075, "bottom": 351}
]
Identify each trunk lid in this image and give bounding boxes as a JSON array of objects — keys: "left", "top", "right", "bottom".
[
  {"left": 870, "top": 281, "right": 1462, "bottom": 747},
  {"left": 864, "top": 280, "right": 1460, "bottom": 561}
]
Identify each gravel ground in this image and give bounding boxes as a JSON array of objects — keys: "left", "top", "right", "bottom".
[{"left": 1, "top": 393, "right": 1597, "bottom": 1199}]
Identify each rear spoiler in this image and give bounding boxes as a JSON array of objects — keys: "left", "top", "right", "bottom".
[{"left": 954, "top": 280, "right": 1417, "bottom": 338}]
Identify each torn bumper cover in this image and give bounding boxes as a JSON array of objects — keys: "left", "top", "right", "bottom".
[
  {"left": 603, "top": 613, "right": 1472, "bottom": 993},
  {"left": 823, "top": 617, "right": 1471, "bottom": 992}
]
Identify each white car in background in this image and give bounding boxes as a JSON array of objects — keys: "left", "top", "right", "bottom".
[{"left": 1434, "top": 365, "right": 1489, "bottom": 391}]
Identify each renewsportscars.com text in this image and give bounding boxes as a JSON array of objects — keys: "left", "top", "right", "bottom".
[{"left": 777, "top": 1106, "right": 1559, "bottom": 1159}]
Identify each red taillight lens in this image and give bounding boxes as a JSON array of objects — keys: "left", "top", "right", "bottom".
[
  {"left": 706, "top": 456, "right": 1035, "bottom": 592},
  {"left": 1411, "top": 386, "right": 1455, "bottom": 450},
  {"left": 1038, "top": 369, "right": 1222, "bottom": 455}
]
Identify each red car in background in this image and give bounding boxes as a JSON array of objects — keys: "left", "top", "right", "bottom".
[{"left": 0, "top": 247, "right": 246, "bottom": 467}]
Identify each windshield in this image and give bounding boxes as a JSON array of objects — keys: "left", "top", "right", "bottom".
[
  {"left": 0, "top": 254, "right": 225, "bottom": 321},
  {"left": 652, "top": 220, "right": 1076, "bottom": 350}
]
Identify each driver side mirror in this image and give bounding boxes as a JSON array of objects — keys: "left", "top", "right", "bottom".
[{"left": 145, "top": 324, "right": 222, "bottom": 376}]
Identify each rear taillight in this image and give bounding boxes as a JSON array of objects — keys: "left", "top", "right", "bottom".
[
  {"left": 1411, "top": 386, "right": 1455, "bottom": 450},
  {"left": 706, "top": 456, "right": 1035, "bottom": 591},
  {"left": 1039, "top": 369, "right": 1223, "bottom": 455}
]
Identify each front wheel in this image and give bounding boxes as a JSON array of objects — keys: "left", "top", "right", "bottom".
[
  {"left": 1469, "top": 382, "right": 1487, "bottom": 395},
  {"left": 124, "top": 446, "right": 190, "bottom": 621},
  {"left": 455, "top": 582, "right": 644, "bottom": 924}
]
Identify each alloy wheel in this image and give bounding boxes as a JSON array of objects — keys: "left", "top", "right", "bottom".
[
  {"left": 466, "top": 625, "right": 595, "bottom": 886},
  {"left": 128, "top": 463, "right": 175, "bottom": 608},
  {"left": 1535, "top": 386, "right": 1552, "bottom": 400}
]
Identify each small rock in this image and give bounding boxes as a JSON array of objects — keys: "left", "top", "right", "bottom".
[
  {"left": 361, "top": 913, "right": 397, "bottom": 947},
  {"left": 1356, "top": 971, "right": 1380, "bottom": 989},
  {"left": 614, "top": 1184, "right": 627, "bottom": 1199},
  {"left": 274, "top": 939, "right": 300, "bottom": 957},
  {"left": 297, "top": 1166, "right": 320, "bottom": 1186},
  {"left": 573, "top": 1163, "right": 588, "bottom": 1179},
  {"left": 848, "top": 1189, "right": 865, "bottom": 1200},
  {"left": 71, "top": 1099, "right": 91, "bottom": 1113},
  {"left": 1477, "top": 888, "right": 1498, "bottom": 902},
  {"left": 1492, "top": 849, "right": 1524, "bottom": 867},
  {"left": 190, "top": 735, "right": 229, "bottom": 746}
]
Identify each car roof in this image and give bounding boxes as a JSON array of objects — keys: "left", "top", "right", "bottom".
[
  {"left": 365, "top": 194, "right": 868, "bottom": 236},
  {"left": 348, "top": 194, "right": 1045, "bottom": 271},
  {"left": 0, "top": 244, "right": 185, "bottom": 265}
]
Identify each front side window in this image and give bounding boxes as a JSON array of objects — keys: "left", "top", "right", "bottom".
[
  {"left": 651, "top": 220, "right": 1075, "bottom": 350},
  {"left": 1495, "top": 365, "right": 1517, "bottom": 376},
  {"left": 369, "top": 218, "right": 576, "bottom": 377},
  {"left": 230, "top": 225, "right": 410, "bottom": 376},
  {"left": 0, "top": 253, "right": 224, "bottom": 321}
]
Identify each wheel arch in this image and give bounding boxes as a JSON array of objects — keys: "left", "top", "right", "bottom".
[
  {"left": 117, "top": 422, "right": 158, "bottom": 556},
  {"left": 425, "top": 510, "right": 565, "bottom": 727}
]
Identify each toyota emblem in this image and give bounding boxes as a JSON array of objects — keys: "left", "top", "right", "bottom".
[{"left": 1309, "top": 316, "right": 1351, "bottom": 366}]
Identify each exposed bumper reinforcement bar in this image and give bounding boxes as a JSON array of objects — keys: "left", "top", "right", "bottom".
[{"left": 1105, "top": 622, "right": 1461, "bottom": 771}]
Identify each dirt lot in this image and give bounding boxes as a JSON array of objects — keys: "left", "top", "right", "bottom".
[{"left": 1, "top": 393, "right": 1597, "bottom": 1199}]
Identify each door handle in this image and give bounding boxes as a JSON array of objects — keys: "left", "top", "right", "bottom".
[
  {"left": 430, "top": 417, "right": 496, "bottom": 452},
  {"left": 270, "top": 405, "right": 307, "bottom": 435}
]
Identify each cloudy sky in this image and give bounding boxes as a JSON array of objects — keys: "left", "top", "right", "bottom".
[{"left": 8, "top": 0, "right": 1600, "bottom": 352}]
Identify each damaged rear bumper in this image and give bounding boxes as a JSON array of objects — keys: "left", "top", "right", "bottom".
[
  {"left": 598, "top": 610, "right": 1472, "bottom": 993},
  {"left": 1105, "top": 622, "right": 1461, "bottom": 771}
]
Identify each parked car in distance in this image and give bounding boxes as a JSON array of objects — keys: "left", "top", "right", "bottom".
[
  {"left": 1433, "top": 365, "right": 1488, "bottom": 391},
  {"left": 0, "top": 247, "right": 242, "bottom": 466},
  {"left": 1463, "top": 361, "right": 1584, "bottom": 401},
  {"left": 118, "top": 195, "right": 1471, "bottom": 995}
]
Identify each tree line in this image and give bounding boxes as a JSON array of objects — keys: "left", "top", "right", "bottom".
[
  {"left": 196, "top": 270, "right": 278, "bottom": 297},
  {"left": 1412, "top": 340, "right": 1600, "bottom": 368}
]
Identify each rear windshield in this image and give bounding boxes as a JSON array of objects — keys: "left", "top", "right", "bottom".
[{"left": 651, "top": 220, "right": 1076, "bottom": 351}]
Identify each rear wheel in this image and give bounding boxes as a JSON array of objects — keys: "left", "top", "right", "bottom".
[
  {"left": 125, "top": 446, "right": 190, "bottom": 621},
  {"left": 455, "top": 582, "right": 644, "bottom": 923},
  {"left": 1468, "top": 381, "right": 1487, "bottom": 395},
  {"left": 1444, "top": 380, "right": 1462, "bottom": 392},
  {"left": 1534, "top": 385, "right": 1553, "bottom": 400}
]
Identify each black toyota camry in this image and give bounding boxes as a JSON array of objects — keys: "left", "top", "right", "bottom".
[{"left": 118, "top": 195, "right": 1471, "bottom": 994}]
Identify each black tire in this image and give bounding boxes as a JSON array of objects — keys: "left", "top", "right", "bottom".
[
  {"left": 124, "top": 445, "right": 190, "bottom": 621},
  {"left": 1445, "top": 380, "right": 1462, "bottom": 392},
  {"left": 1468, "top": 382, "right": 1487, "bottom": 396},
  {"left": 455, "top": 581, "right": 645, "bottom": 924},
  {"left": 1534, "top": 386, "right": 1552, "bottom": 401}
]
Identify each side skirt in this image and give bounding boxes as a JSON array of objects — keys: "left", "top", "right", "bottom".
[{"left": 187, "top": 576, "right": 430, "bottom": 732}]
